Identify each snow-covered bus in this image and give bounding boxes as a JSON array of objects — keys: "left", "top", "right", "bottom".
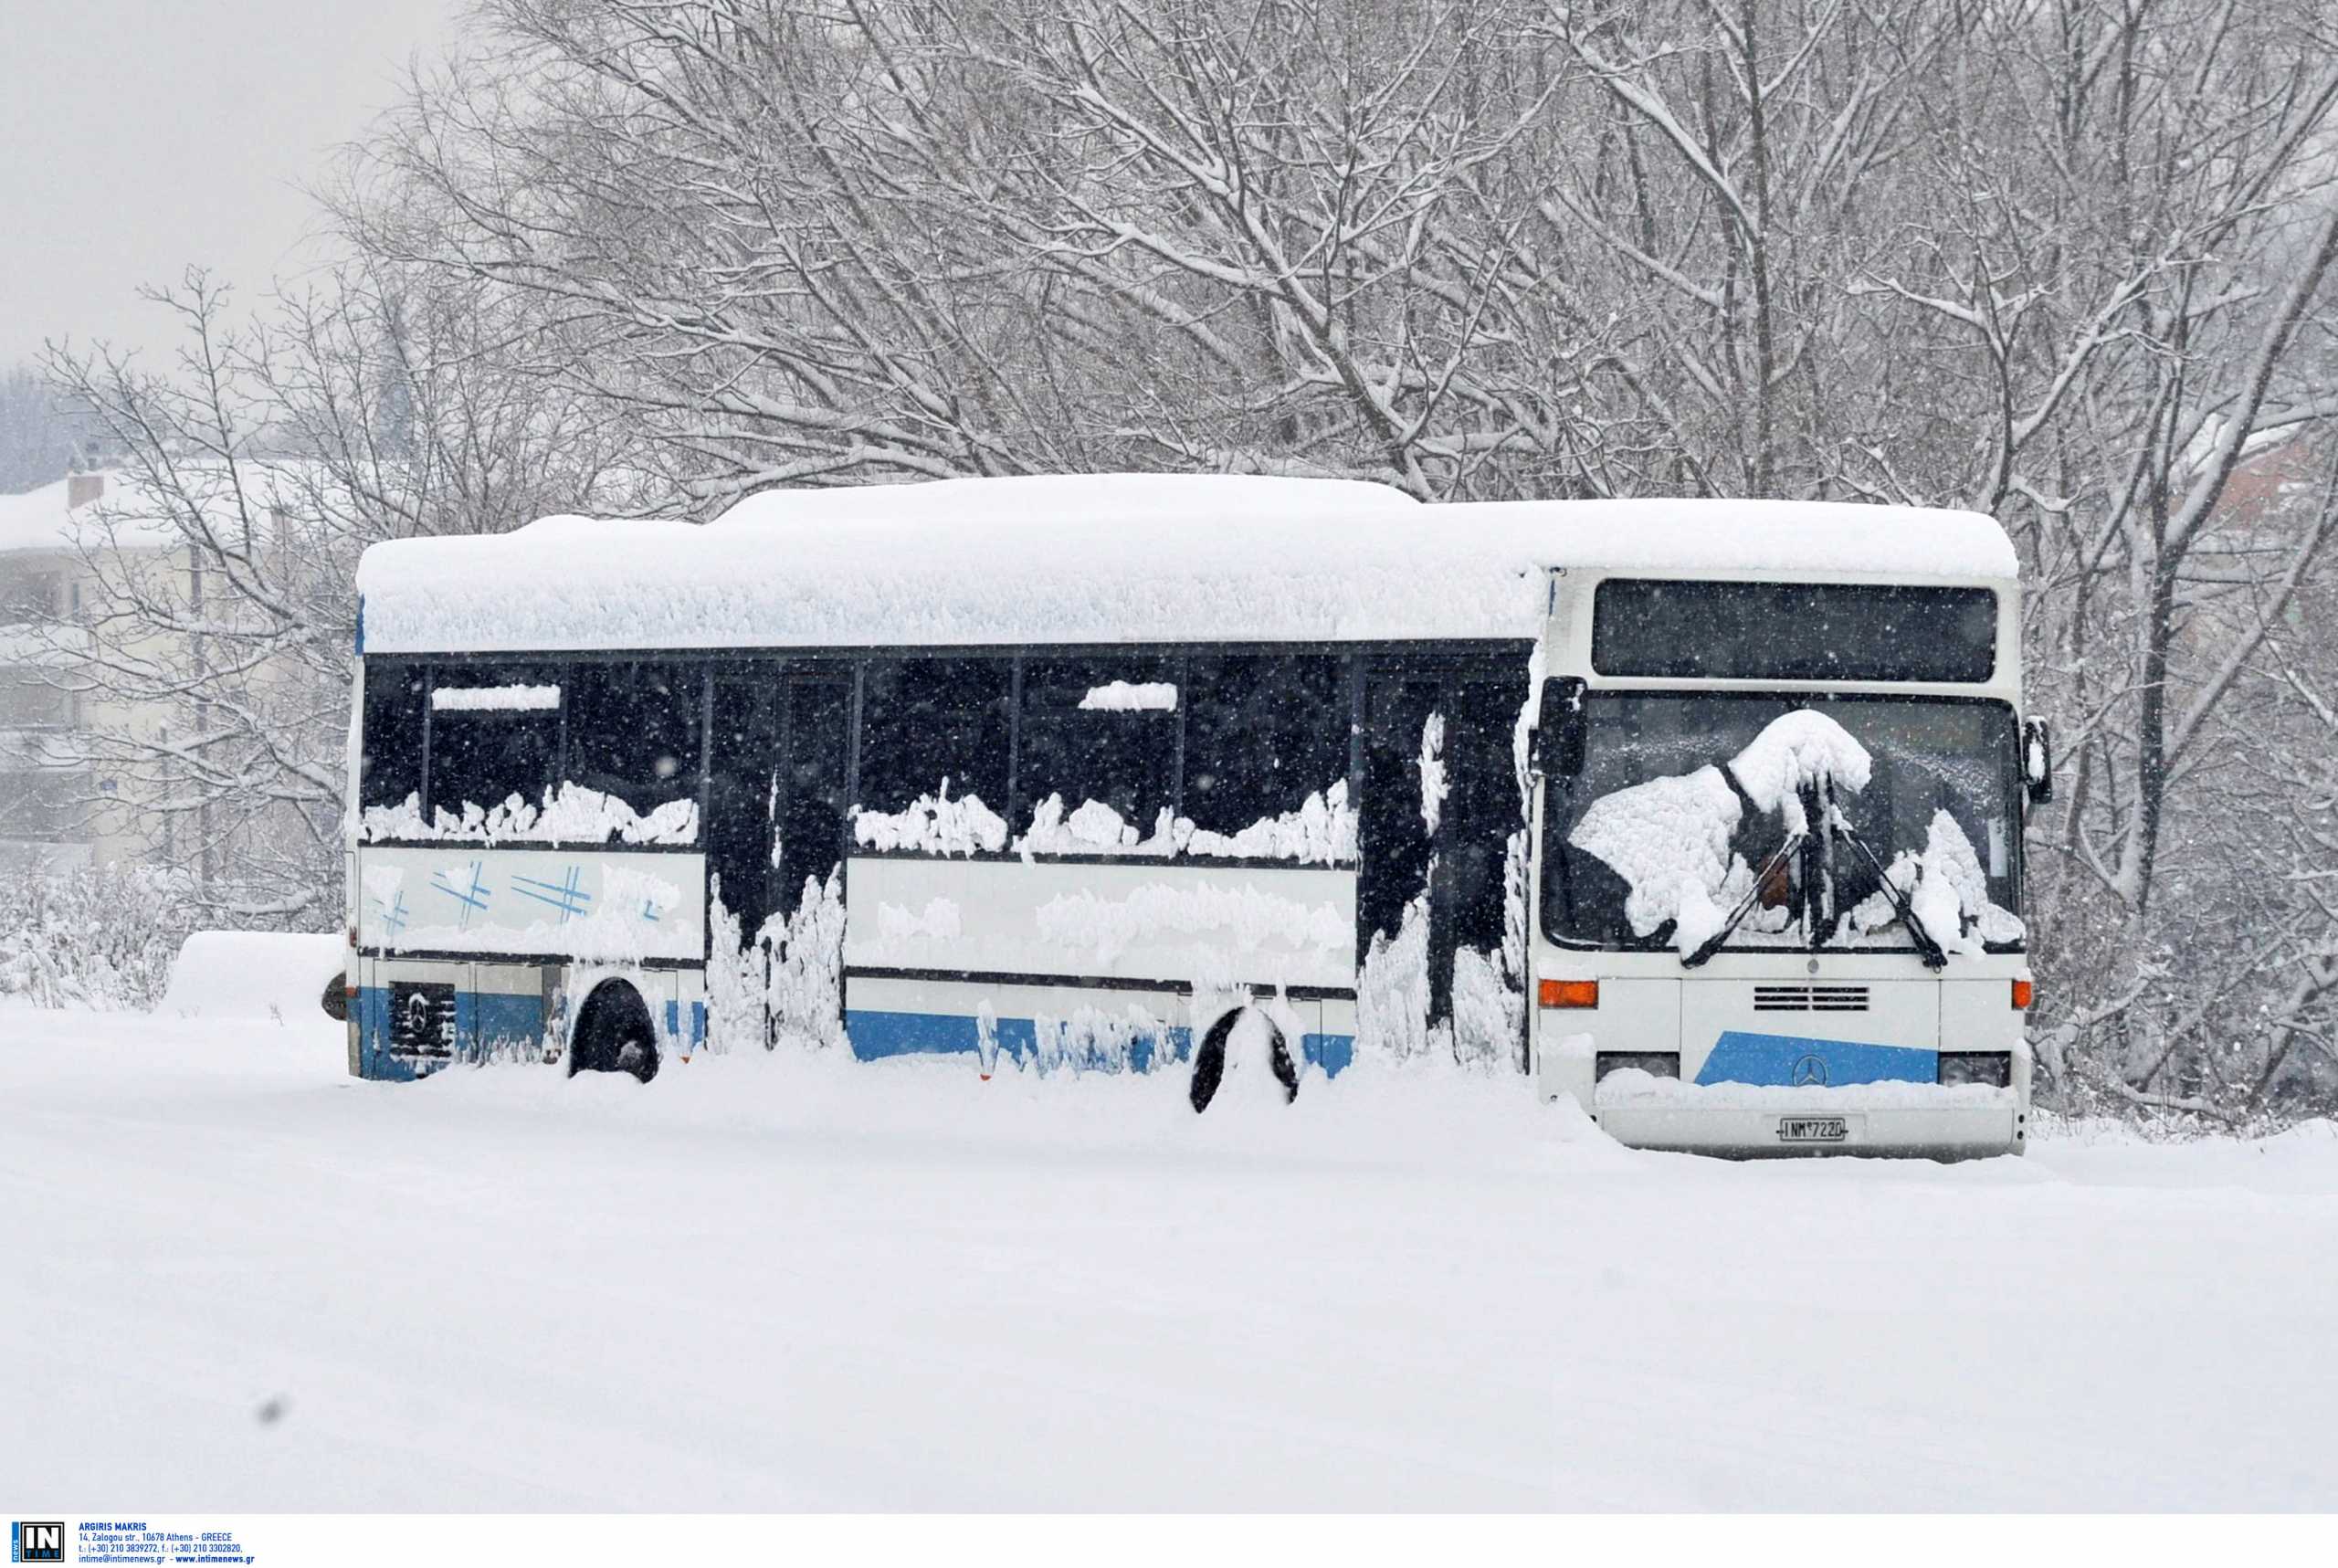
[{"left": 344, "top": 474, "right": 2048, "bottom": 1154}]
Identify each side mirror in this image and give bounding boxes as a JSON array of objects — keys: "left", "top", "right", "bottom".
[
  {"left": 2022, "top": 719, "right": 2053, "bottom": 805},
  {"left": 1532, "top": 677, "right": 1588, "bottom": 778}
]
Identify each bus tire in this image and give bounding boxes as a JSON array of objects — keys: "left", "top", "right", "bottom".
[
  {"left": 1189, "top": 1006, "right": 1299, "bottom": 1113},
  {"left": 569, "top": 978, "right": 660, "bottom": 1084}
]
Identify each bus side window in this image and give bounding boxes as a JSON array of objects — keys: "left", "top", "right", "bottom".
[
  {"left": 1016, "top": 656, "right": 1180, "bottom": 837},
  {"left": 360, "top": 658, "right": 427, "bottom": 811},
  {"left": 564, "top": 661, "right": 704, "bottom": 812},
  {"left": 857, "top": 657, "right": 1013, "bottom": 817},
  {"left": 425, "top": 661, "right": 560, "bottom": 818},
  {"left": 1182, "top": 653, "right": 1349, "bottom": 841}
]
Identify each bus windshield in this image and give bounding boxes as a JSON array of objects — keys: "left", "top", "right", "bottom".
[{"left": 1541, "top": 693, "right": 2024, "bottom": 956}]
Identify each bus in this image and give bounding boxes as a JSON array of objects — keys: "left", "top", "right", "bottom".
[{"left": 344, "top": 474, "right": 2048, "bottom": 1155}]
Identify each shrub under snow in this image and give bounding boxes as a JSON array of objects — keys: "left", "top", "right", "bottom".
[{"left": 0, "top": 861, "right": 198, "bottom": 1012}]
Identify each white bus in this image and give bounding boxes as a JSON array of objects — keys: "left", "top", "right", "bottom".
[{"left": 344, "top": 474, "right": 2048, "bottom": 1154}]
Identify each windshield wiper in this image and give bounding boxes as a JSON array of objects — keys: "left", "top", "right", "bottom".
[
  {"left": 1831, "top": 809, "right": 1948, "bottom": 971},
  {"left": 1680, "top": 832, "right": 1800, "bottom": 969}
]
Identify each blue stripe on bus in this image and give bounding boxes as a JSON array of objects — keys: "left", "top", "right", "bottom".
[
  {"left": 845, "top": 1008, "right": 1353, "bottom": 1078},
  {"left": 355, "top": 992, "right": 1356, "bottom": 1081},
  {"left": 1696, "top": 1030, "right": 1935, "bottom": 1087},
  {"left": 1303, "top": 1033, "right": 1353, "bottom": 1077},
  {"left": 355, "top": 985, "right": 415, "bottom": 1081},
  {"left": 472, "top": 992, "right": 546, "bottom": 1056},
  {"left": 355, "top": 985, "right": 545, "bottom": 1079}
]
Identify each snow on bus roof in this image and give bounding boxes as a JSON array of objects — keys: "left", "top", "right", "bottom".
[{"left": 353, "top": 474, "right": 2017, "bottom": 656}]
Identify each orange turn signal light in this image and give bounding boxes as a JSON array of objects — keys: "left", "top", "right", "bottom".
[
  {"left": 1538, "top": 979, "right": 1600, "bottom": 1009},
  {"left": 2011, "top": 979, "right": 2035, "bottom": 1010}
]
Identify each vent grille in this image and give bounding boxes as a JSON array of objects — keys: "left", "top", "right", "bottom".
[{"left": 1752, "top": 984, "right": 1870, "bottom": 1013}]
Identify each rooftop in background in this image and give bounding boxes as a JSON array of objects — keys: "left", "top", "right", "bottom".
[
  {"left": 0, "top": 472, "right": 143, "bottom": 555},
  {"left": 0, "top": 464, "right": 328, "bottom": 557},
  {"left": 354, "top": 473, "right": 2021, "bottom": 656}
]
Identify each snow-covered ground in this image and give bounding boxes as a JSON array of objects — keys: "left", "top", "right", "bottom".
[{"left": 5, "top": 1004, "right": 2336, "bottom": 1510}]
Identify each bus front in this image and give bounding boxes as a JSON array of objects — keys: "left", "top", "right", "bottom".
[{"left": 1528, "top": 568, "right": 2047, "bottom": 1158}]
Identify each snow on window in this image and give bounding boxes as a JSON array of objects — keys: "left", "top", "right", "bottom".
[
  {"left": 1545, "top": 694, "right": 2022, "bottom": 952},
  {"left": 853, "top": 780, "right": 1008, "bottom": 856},
  {"left": 1850, "top": 809, "right": 2026, "bottom": 954},
  {"left": 1078, "top": 680, "right": 1177, "bottom": 711},
  {"left": 1563, "top": 707, "right": 2021, "bottom": 961},
  {"left": 1568, "top": 709, "right": 1872, "bottom": 952},
  {"left": 1417, "top": 711, "right": 1448, "bottom": 836},
  {"left": 359, "top": 783, "right": 699, "bottom": 846},
  {"left": 430, "top": 683, "right": 560, "bottom": 711},
  {"left": 1181, "top": 780, "right": 1356, "bottom": 864},
  {"left": 1016, "top": 795, "right": 1177, "bottom": 857},
  {"left": 1566, "top": 763, "right": 1746, "bottom": 945},
  {"left": 1722, "top": 709, "right": 1872, "bottom": 832}
]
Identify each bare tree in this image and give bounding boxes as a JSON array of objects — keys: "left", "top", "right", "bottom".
[
  {"left": 0, "top": 362, "right": 100, "bottom": 494},
  {"left": 299, "top": 0, "right": 2338, "bottom": 1116},
  {"left": 39, "top": 267, "right": 658, "bottom": 922}
]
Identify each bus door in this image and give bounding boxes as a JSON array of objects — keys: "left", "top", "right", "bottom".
[
  {"left": 1359, "top": 660, "right": 1528, "bottom": 1063},
  {"left": 705, "top": 668, "right": 852, "bottom": 1044}
]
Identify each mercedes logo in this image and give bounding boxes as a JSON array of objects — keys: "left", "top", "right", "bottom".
[{"left": 1792, "top": 1053, "right": 1830, "bottom": 1088}]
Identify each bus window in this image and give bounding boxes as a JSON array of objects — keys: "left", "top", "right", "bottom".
[
  {"left": 1592, "top": 580, "right": 1996, "bottom": 682},
  {"left": 704, "top": 678, "right": 779, "bottom": 926},
  {"left": 857, "top": 657, "right": 1013, "bottom": 819},
  {"left": 563, "top": 661, "right": 703, "bottom": 811},
  {"left": 778, "top": 679, "right": 851, "bottom": 910},
  {"left": 1016, "top": 656, "right": 1179, "bottom": 843},
  {"left": 360, "top": 658, "right": 427, "bottom": 811},
  {"left": 1182, "top": 652, "right": 1349, "bottom": 844},
  {"left": 425, "top": 663, "right": 560, "bottom": 817}
]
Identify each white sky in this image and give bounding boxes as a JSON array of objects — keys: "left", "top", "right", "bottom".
[{"left": 0, "top": 0, "right": 460, "bottom": 367}]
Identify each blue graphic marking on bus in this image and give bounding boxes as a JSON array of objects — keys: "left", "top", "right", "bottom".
[
  {"left": 511, "top": 865, "right": 592, "bottom": 922},
  {"left": 1696, "top": 1032, "right": 1937, "bottom": 1088},
  {"left": 429, "top": 859, "right": 493, "bottom": 927},
  {"left": 367, "top": 888, "right": 409, "bottom": 939}
]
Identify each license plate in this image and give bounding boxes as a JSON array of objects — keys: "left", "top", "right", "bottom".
[{"left": 1776, "top": 1116, "right": 1850, "bottom": 1143}]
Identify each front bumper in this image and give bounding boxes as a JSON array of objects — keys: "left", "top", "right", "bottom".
[{"left": 1590, "top": 1096, "right": 2024, "bottom": 1159}]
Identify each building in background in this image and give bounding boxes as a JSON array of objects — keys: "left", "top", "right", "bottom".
[
  {"left": 0, "top": 469, "right": 226, "bottom": 876},
  {"left": 1, "top": 474, "right": 135, "bottom": 871}
]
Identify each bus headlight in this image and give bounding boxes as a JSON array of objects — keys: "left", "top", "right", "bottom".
[
  {"left": 1937, "top": 1052, "right": 2012, "bottom": 1089},
  {"left": 1596, "top": 1052, "right": 1680, "bottom": 1082}
]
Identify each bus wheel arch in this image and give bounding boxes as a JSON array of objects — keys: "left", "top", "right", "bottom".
[
  {"left": 1189, "top": 1005, "right": 1299, "bottom": 1113},
  {"left": 569, "top": 977, "right": 660, "bottom": 1084}
]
